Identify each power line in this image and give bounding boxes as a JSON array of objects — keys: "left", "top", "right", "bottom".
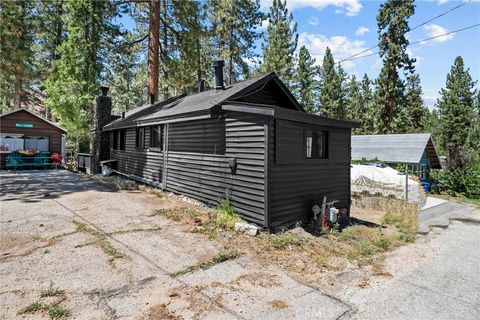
[
  {"left": 335, "top": 0, "right": 473, "bottom": 65},
  {"left": 341, "top": 23, "right": 480, "bottom": 63}
]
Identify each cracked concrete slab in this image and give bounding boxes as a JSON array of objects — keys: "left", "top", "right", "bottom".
[{"left": 2, "top": 170, "right": 479, "bottom": 320}]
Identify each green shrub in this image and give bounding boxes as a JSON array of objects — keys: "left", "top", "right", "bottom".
[{"left": 431, "top": 164, "right": 480, "bottom": 199}]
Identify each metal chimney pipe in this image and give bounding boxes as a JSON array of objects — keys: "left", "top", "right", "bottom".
[
  {"left": 150, "top": 93, "right": 155, "bottom": 104},
  {"left": 100, "top": 86, "right": 109, "bottom": 96},
  {"left": 212, "top": 60, "right": 225, "bottom": 90}
]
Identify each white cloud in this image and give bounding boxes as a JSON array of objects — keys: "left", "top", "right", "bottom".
[
  {"left": 424, "top": 24, "right": 454, "bottom": 42},
  {"left": 260, "top": 0, "right": 362, "bottom": 16},
  {"left": 355, "top": 26, "right": 369, "bottom": 36},
  {"left": 308, "top": 16, "right": 319, "bottom": 26},
  {"left": 437, "top": 0, "right": 448, "bottom": 4},
  {"left": 257, "top": 19, "right": 269, "bottom": 31},
  {"left": 298, "top": 32, "right": 375, "bottom": 71},
  {"left": 423, "top": 90, "right": 441, "bottom": 108}
]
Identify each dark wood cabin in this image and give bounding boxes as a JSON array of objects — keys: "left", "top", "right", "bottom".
[
  {"left": 0, "top": 108, "right": 66, "bottom": 168},
  {"left": 102, "top": 71, "right": 356, "bottom": 229}
]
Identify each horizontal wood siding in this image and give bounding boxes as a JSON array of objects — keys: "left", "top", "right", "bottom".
[
  {"left": 165, "top": 115, "right": 266, "bottom": 226},
  {"left": 111, "top": 126, "right": 163, "bottom": 183},
  {"left": 269, "top": 119, "right": 351, "bottom": 227},
  {"left": 168, "top": 118, "right": 225, "bottom": 154},
  {"left": 0, "top": 109, "right": 63, "bottom": 153}
]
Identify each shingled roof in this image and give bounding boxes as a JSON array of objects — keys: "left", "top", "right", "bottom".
[
  {"left": 104, "top": 73, "right": 303, "bottom": 131},
  {"left": 351, "top": 133, "right": 441, "bottom": 168}
]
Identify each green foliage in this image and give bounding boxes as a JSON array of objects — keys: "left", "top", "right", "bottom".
[
  {"left": 40, "top": 283, "right": 65, "bottom": 298},
  {"left": 293, "top": 46, "right": 318, "bottom": 114},
  {"left": 0, "top": 0, "right": 36, "bottom": 111},
  {"left": 209, "top": 0, "right": 263, "bottom": 84},
  {"left": 319, "top": 47, "right": 346, "bottom": 119},
  {"left": 436, "top": 56, "right": 478, "bottom": 168},
  {"left": 18, "top": 302, "right": 70, "bottom": 319},
  {"left": 396, "top": 74, "right": 428, "bottom": 133},
  {"left": 44, "top": 0, "right": 122, "bottom": 143},
  {"left": 431, "top": 165, "right": 480, "bottom": 199},
  {"left": 261, "top": 0, "right": 298, "bottom": 85},
  {"left": 216, "top": 198, "right": 240, "bottom": 230},
  {"left": 375, "top": 0, "right": 416, "bottom": 133}
]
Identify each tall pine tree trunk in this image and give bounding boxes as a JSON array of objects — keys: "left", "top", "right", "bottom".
[{"left": 148, "top": 0, "right": 160, "bottom": 102}]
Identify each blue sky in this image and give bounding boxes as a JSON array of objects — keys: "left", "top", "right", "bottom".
[
  {"left": 118, "top": 0, "right": 480, "bottom": 108},
  {"left": 259, "top": 0, "right": 480, "bottom": 107}
]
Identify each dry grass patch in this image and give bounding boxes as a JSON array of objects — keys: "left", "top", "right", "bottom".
[
  {"left": 153, "top": 199, "right": 241, "bottom": 239},
  {"left": 268, "top": 299, "right": 290, "bottom": 310}
]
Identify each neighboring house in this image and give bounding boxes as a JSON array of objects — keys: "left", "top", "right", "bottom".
[
  {"left": 100, "top": 61, "right": 356, "bottom": 229},
  {"left": 351, "top": 133, "right": 441, "bottom": 180},
  {"left": 0, "top": 108, "right": 67, "bottom": 168}
]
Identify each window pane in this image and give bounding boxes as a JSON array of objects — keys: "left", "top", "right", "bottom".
[
  {"left": 113, "top": 131, "right": 118, "bottom": 150},
  {"left": 315, "top": 132, "right": 323, "bottom": 158},
  {"left": 150, "top": 125, "right": 161, "bottom": 148},
  {"left": 306, "top": 136, "right": 312, "bottom": 158},
  {"left": 120, "top": 130, "right": 126, "bottom": 150}
]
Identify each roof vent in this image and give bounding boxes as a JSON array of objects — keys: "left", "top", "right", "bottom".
[
  {"left": 121, "top": 111, "right": 125, "bottom": 119},
  {"left": 212, "top": 60, "right": 225, "bottom": 90}
]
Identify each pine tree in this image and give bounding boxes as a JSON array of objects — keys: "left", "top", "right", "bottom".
[
  {"left": 44, "top": 0, "right": 122, "bottom": 143},
  {"left": 209, "top": 0, "right": 263, "bottom": 85},
  {"left": 397, "top": 74, "right": 427, "bottom": 133},
  {"left": 375, "top": 0, "right": 415, "bottom": 133},
  {"left": 293, "top": 46, "right": 317, "bottom": 114},
  {"left": 261, "top": 0, "right": 298, "bottom": 85},
  {"left": 360, "top": 74, "right": 376, "bottom": 134},
  {"left": 0, "top": 0, "right": 36, "bottom": 110},
  {"left": 107, "top": 32, "right": 147, "bottom": 114},
  {"left": 436, "top": 56, "right": 477, "bottom": 168},
  {"left": 318, "top": 47, "right": 345, "bottom": 119},
  {"left": 345, "top": 75, "right": 362, "bottom": 121}
]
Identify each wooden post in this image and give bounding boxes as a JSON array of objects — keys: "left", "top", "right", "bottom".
[
  {"left": 405, "top": 164, "right": 409, "bottom": 202},
  {"left": 147, "top": 0, "right": 160, "bottom": 102}
]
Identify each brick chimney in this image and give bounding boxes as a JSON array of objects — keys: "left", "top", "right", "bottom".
[{"left": 91, "top": 86, "right": 112, "bottom": 174}]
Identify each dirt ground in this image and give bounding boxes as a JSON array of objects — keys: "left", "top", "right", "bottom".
[{"left": 1, "top": 170, "right": 479, "bottom": 320}]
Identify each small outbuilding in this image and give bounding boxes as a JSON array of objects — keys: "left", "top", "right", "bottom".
[
  {"left": 100, "top": 62, "right": 356, "bottom": 229},
  {"left": 0, "top": 108, "right": 67, "bottom": 168},
  {"left": 351, "top": 133, "right": 441, "bottom": 181}
]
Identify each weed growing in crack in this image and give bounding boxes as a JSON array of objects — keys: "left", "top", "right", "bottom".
[
  {"left": 18, "top": 302, "right": 70, "bottom": 319},
  {"left": 170, "top": 249, "right": 240, "bottom": 278},
  {"left": 40, "top": 282, "right": 64, "bottom": 297}
]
